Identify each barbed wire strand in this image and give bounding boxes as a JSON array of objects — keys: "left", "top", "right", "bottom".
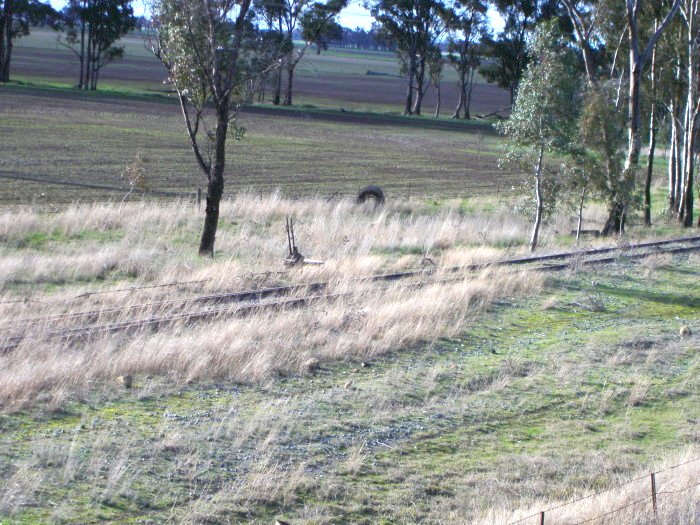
[
  {"left": 506, "top": 457, "right": 700, "bottom": 525},
  {"left": 572, "top": 481, "right": 700, "bottom": 525},
  {"left": 571, "top": 494, "right": 653, "bottom": 525}
]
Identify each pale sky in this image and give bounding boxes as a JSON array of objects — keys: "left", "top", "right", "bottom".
[{"left": 49, "top": 0, "right": 504, "bottom": 33}]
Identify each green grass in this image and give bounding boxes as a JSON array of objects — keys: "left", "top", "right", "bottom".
[{"left": 1, "top": 257, "right": 697, "bottom": 523}]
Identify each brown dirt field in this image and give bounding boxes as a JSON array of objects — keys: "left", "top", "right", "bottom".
[
  {"left": 0, "top": 85, "right": 517, "bottom": 204},
  {"left": 10, "top": 44, "right": 510, "bottom": 117},
  {"left": 290, "top": 73, "right": 510, "bottom": 116}
]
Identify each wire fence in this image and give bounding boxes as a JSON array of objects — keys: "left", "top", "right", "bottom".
[{"left": 506, "top": 457, "right": 700, "bottom": 525}]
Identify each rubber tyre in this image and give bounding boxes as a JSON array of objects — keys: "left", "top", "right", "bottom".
[{"left": 356, "top": 185, "right": 386, "bottom": 205}]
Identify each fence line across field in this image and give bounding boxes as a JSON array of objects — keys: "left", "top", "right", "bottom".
[
  {"left": 0, "top": 170, "right": 519, "bottom": 203},
  {"left": 506, "top": 457, "right": 700, "bottom": 525}
]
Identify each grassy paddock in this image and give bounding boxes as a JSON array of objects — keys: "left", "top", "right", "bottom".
[{"left": 0, "top": 197, "right": 697, "bottom": 522}]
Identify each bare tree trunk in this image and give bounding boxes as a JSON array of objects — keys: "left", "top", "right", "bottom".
[
  {"left": 84, "top": 25, "right": 93, "bottom": 91},
  {"left": 91, "top": 61, "right": 99, "bottom": 90},
  {"left": 404, "top": 59, "right": 414, "bottom": 116},
  {"left": 78, "top": 35, "right": 85, "bottom": 88},
  {"left": 465, "top": 69, "right": 475, "bottom": 120},
  {"left": 576, "top": 182, "right": 588, "bottom": 241},
  {"left": 283, "top": 65, "right": 293, "bottom": 105},
  {"left": 644, "top": 39, "right": 658, "bottom": 227},
  {"left": 413, "top": 58, "right": 426, "bottom": 116},
  {"left": 682, "top": 154, "right": 695, "bottom": 226},
  {"left": 680, "top": 0, "right": 699, "bottom": 227},
  {"left": 623, "top": 52, "right": 642, "bottom": 193},
  {"left": 434, "top": 80, "right": 440, "bottom": 118},
  {"left": 530, "top": 142, "right": 545, "bottom": 252},
  {"left": 78, "top": 6, "right": 86, "bottom": 89},
  {"left": 452, "top": 78, "right": 465, "bottom": 119},
  {"left": 644, "top": 110, "right": 657, "bottom": 226},
  {"left": 602, "top": 201, "right": 626, "bottom": 236},
  {"left": 258, "top": 75, "right": 266, "bottom": 103},
  {"left": 669, "top": 110, "right": 678, "bottom": 212},
  {"left": 199, "top": 98, "right": 229, "bottom": 256},
  {"left": 0, "top": 0, "right": 13, "bottom": 83},
  {"left": 272, "top": 67, "right": 281, "bottom": 105},
  {"left": 90, "top": 42, "right": 99, "bottom": 90}
]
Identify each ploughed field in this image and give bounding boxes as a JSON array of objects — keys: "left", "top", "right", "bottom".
[
  {"left": 10, "top": 30, "right": 510, "bottom": 115},
  {"left": 0, "top": 85, "right": 513, "bottom": 204}
]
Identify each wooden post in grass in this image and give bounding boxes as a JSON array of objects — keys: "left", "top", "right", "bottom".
[
  {"left": 539, "top": 511, "right": 545, "bottom": 525},
  {"left": 197, "top": 188, "right": 202, "bottom": 210},
  {"left": 651, "top": 472, "right": 658, "bottom": 515}
]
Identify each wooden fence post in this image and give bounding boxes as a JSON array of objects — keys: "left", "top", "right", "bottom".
[
  {"left": 539, "top": 511, "right": 545, "bottom": 525},
  {"left": 651, "top": 472, "right": 658, "bottom": 515},
  {"left": 197, "top": 188, "right": 201, "bottom": 210}
]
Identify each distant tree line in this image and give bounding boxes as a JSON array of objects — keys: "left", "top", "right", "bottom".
[
  {"left": 0, "top": 0, "right": 134, "bottom": 88},
  {"left": 319, "top": 24, "right": 397, "bottom": 51}
]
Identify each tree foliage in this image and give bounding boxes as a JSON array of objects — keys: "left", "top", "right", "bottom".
[
  {"left": 369, "top": 0, "right": 449, "bottom": 115},
  {"left": 0, "top": 0, "right": 57, "bottom": 82},
  {"left": 497, "top": 21, "right": 581, "bottom": 251},
  {"left": 57, "top": 0, "right": 135, "bottom": 90}
]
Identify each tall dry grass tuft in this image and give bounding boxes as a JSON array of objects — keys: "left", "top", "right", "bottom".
[
  {"left": 0, "top": 268, "right": 542, "bottom": 409},
  {"left": 0, "top": 194, "right": 551, "bottom": 409}
]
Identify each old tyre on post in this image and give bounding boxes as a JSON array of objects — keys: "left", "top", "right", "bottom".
[{"left": 356, "top": 185, "right": 386, "bottom": 206}]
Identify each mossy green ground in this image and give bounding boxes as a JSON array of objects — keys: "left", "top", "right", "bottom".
[{"left": 1, "top": 255, "right": 698, "bottom": 523}]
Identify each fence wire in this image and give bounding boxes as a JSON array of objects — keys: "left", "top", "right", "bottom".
[{"left": 506, "top": 457, "right": 700, "bottom": 525}]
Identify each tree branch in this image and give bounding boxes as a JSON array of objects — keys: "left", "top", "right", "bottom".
[
  {"left": 641, "top": 0, "right": 681, "bottom": 64},
  {"left": 177, "top": 92, "right": 210, "bottom": 176}
]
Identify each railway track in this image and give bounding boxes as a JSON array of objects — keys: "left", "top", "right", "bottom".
[{"left": 2, "top": 234, "right": 700, "bottom": 353}]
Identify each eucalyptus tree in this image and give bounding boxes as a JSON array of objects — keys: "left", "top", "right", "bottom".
[
  {"left": 445, "top": 0, "right": 488, "bottom": 119},
  {"left": 426, "top": 44, "right": 442, "bottom": 116},
  {"left": 260, "top": 0, "right": 345, "bottom": 106},
  {"left": 150, "top": 0, "right": 252, "bottom": 256},
  {"left": 58, "top": 0, "right": 135, "bottom": 90},
  {"left": 675, "top": 0, "right": 699, "bottom": 226},
  {"left": 253, "top": 0, "right": 288, "bottom": 104},
  {"left": 0, "top": 0, "right": 56, "bottom": 82},
  {"left": 497, "top": 21, "right": 581, "bottom": 252},
  {"left": 479, "top": 0, "right": 562, "bottom": 104},
  {"left": 302, "top": 3, "right": 343, "bottom": 54},
  {"left": 620, "top": 0, "right": 680, "bottom": 229},
  {"left": 561, "top": 0, "right": 681, "bottom": 233},
  {"left": 370, "top": 0, "right": 449, "bottom": 115},
  {"left": 286, "top": 0, "right": 347, "bottom": 104}
]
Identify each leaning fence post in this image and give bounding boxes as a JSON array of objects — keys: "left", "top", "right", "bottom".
[
  {"left": 651, "top": 472, "right": 658, "bottom": 515},
  {"left": 539, "top": 511, "right": 545, "bottom": 525},
  {"left": 197, "top": 188, "right": 201, "bottom": 210}
]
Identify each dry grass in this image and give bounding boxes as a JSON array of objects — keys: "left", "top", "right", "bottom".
[
  {"left": 484, "top": 449, "right": 699, "bottom": 525},
  {"left": 0, "top": 267, "right": 542, "bottom": 410},
  {"left": 0, "top": 194, "right": 527, "bottom": 294},
  {"left": 0, "top": 195, "right": 548, "bottom": 409}
]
